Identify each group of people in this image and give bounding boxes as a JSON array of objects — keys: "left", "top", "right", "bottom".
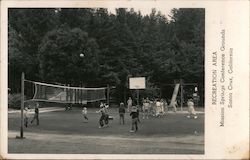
[
  {"left": 141, "top": 97, "right": 198, "bottom": 119},
  {"left": 142, "top": 98, "right": 169, "bottom": 119},
  {"left": 96, "top": 102, "right": 110, "bottom": 128},
  {"left": 81, "top": 100, "right": 140, "bottom": 132},
  {"left": 81, "top": 102, "right": 110, "bottom": 128},
  {"left": 139, "top": 97, "right": 177, "bottom": 119},
  {"left": 23, "top": 103, "right": 40, "bottom": 127},
  {"left": 81, "top": 96, "right": 198, "bottom": 132},
  {"left": 118, "top": 102, "right": 140, "bottom": 132}
]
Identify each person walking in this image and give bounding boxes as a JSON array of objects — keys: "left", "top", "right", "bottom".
[
  {"left": 118, "top": 102, "right": 126, "bottom": 125},
  {"left": 31, "top": 103, "right": 39, "bottom": 125}
]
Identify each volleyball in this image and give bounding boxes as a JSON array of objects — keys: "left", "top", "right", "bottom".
[{"left": 80, "top": 53, "right": 84, "bottom": 57}]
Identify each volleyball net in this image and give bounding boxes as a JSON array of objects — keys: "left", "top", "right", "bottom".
[{"left": 24, "top": 80, "right": 107, "bottom": 104}]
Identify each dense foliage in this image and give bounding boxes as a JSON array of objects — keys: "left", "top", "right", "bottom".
[{"left": 8, "top": 8, "right": 204, "bottom": 103}]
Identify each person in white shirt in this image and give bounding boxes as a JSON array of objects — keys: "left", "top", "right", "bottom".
[
  {"left": 127, "top": 97, "right": 133, "bottom": 112},
  {"left": 155, "top": 99, "right": 161, "bottom": 117},
  {"left": 142, "top": 98, "right": 150, "bottom": 119},
  {"left": 187, "top": 98, "right": 198, "bottom": 119},
  {"left": 160, "top": 99, "right": 165, "bottom": 115}
]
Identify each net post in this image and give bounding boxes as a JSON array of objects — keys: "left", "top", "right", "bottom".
[
  {"left": 17, "top": 72, "right": 25, "bottom": 139},
  {"left": 107, "top": 84, "right": 110, "bottom": 106}
]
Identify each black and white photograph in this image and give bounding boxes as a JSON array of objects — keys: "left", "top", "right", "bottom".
[
  {"left": 1, "top": 1, "right": 249, "bottom": 159},
  {"left": 7, "top": 7, "right": 205, "bottom": 154}
]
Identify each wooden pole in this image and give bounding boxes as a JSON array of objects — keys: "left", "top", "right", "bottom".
[
  {"left": 107, "top": 84, "right": 110, "bottom": 106},
  {"left": 20, "top": 72, "right": 25, "bottom": 138}
]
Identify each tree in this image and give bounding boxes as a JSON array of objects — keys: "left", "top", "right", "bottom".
[
  {"left": 8, "top": 8, "right": 205, "bottom": 104},
  {"left": 38, "top": 26, "right": 100, "bottom": 86},
  {"left": 8, "top": 8, "right": 59, "bottom": 88},
  {"left": 8, "top": 25, "right": 33, "bottom": 92}
]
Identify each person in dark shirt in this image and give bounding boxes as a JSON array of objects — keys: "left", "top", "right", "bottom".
[
  {"left": 130, "top": 106, "right": 139, "bottom": 132},
  {"left": 31, "top": 103, "right": 39, "bottom": 125},
  {"left": 118, "top": 102, "right": 126, "bottom": 125}
]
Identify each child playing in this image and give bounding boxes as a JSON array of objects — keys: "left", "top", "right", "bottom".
[
  {"left": 82, "top": 107, "right": 88, "bottom": 123},
  {"left": 187, "top": 98, "right": 198, "bottom": 119},
  {"left": 130, "top": 106, "right": 139, "bottom": 132}
]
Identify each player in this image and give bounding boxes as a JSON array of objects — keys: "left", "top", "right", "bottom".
[
  {"left": 142, "top": 97, "right": 150, "bottom": 119},
  {"left": 31, "top": 103, "right": 39, "bottom": 125},
  {"left": 118, "top": 102, "right": 126, "bottom": 125},
  {"left": 104, "top": 103, "right": 109, "bottom": 127},
  {"left": 97, "top": 102, "right": 106, "bottom": 128},
  {"left": 24, "top": 106, "right": 29, "bottom": 127},
  {"left": 149, "top": 99, "right": 154, "bottom": 117},
  {"left": 127, "top": 97, "right": 132, "bottom": 112},
  {"left": 130, "top": 106, "right": 139, "bottom": 132},
  {"left": 187, "top": 98, "right": 198, "bottom": 119},
  {"left": 82, "top": 107, "right": 88, "bottom": 123},
  {"left": 155, "top": 99, "right": 161, "bottom": 117}
]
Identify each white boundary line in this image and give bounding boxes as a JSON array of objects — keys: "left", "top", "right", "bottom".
[{"left": 8, "top": 107, "right": 65, "bottom": 114}]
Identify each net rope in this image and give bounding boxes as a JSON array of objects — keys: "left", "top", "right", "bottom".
[{"left": 25, "top": 80, "right": 106, "bottom": 104}]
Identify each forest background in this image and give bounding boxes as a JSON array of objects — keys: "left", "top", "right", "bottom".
[{"left": 8, "top": 8, "right": 204, "bottom": 106}]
